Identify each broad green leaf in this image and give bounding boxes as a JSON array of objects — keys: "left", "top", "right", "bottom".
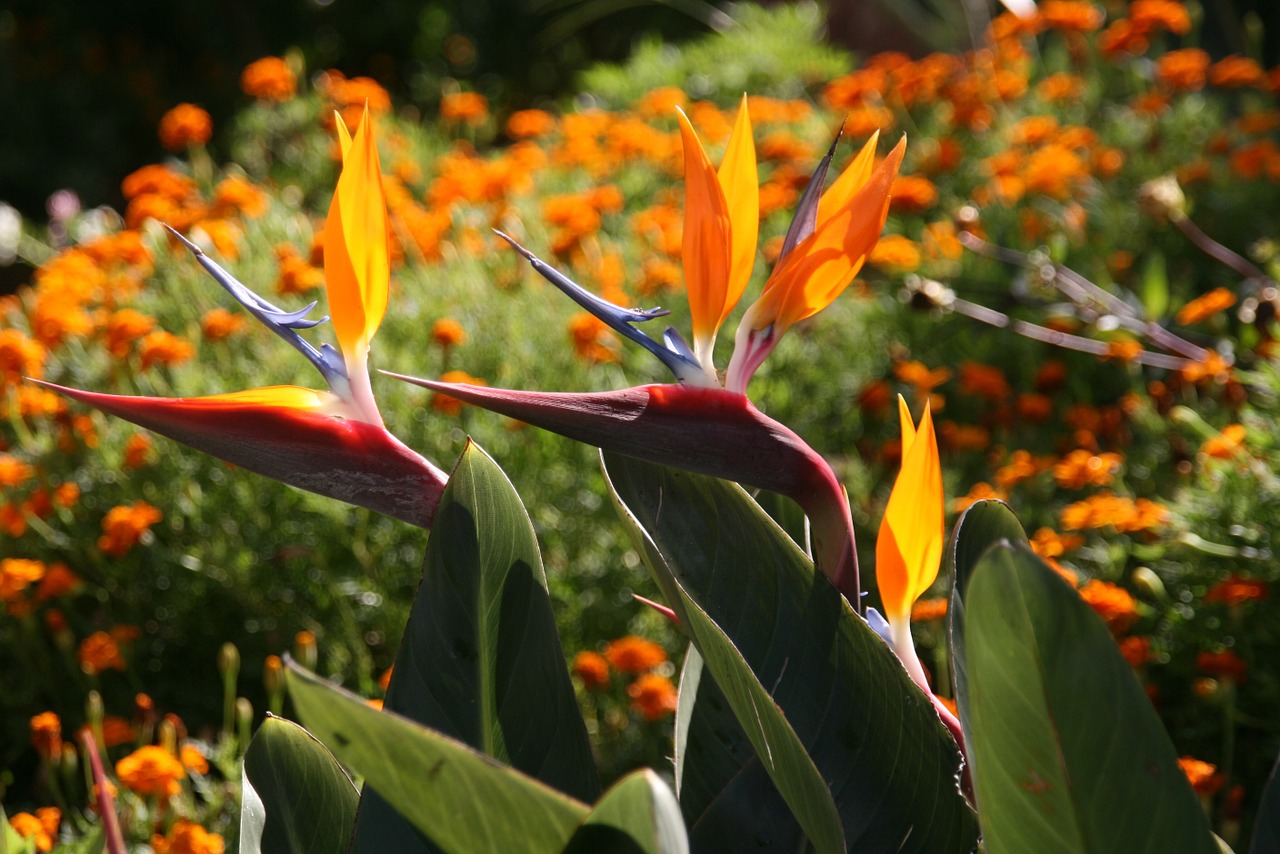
[
  {"left": 947, "top": 498, "right": 1027, "bottom": 747},
  {"left": 674, "top": 646, "right": 801, "bottom": 848},
  {"left": 1249, "top": 754, "right": 1280, "bottom": 854},
  {"left": 562, "top": 770, "right": 689, "bottom": 854},
  {"left": 753, "top": 489, "right": 808, "bottom": 552},
  {"left": 287, "top": 661, "right": 589, "bottom": 853},
  {"left": 239, "top": 715, "right": 358, "bottom": 854},
  {"left": 351, "top": 440, "right": 598, "bottom": 851},
  {"left": 964, "top": 543, "right": 1217, "bottom": 854},
  {"left": 603, "top": 452, "right": 978, "bottom": 854}
]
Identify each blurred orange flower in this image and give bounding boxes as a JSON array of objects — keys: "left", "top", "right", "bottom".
[
  {"left": 240, "top": 57, "right": 297, "bottom": 102},
  {"left": 139, "top": 330, "right": 196, "bottom": 371},
  {"left": 201, "top": 308, "right": 246, "bottom": 341},
  {"left": 1078, "top": 579, "right": 1138, "bottom": 633},
  {"left": 431, "top": 318, "right": 466, "bottom": 349},
  {"left": 431, "top": 370, "right": 487, "bottom": 416},
  {"left": 98, "top": 501, "right": 163, "bottom": 557},
  {"left": 152, "top": 819, "right": 225, "bottom": 854},
  {"left": 441, "top": 92, "right": 489, "bottom": 126},
  {"left": 910, "top": 596, "right": 948, "bottom": 622},
  {"left": 29, "top": 711, "right": 61, "bottom": 760},
  {"left": 1204, "top": 574, "right": 1267, "bottom": 606},
  {"left": 571, "top": 651, "right": 610, "bottom": 690},
  {"left": 1178, "top": 757, "right": 1226, "bottom": 797},
  {"left": 1157, "top": 48, "right": 1211, "bottom": 91},
  {"left": 1201, "top": 424, "right": 1246, "bottom": 459},
  {"left": 627, "top": 673, "right": 678, "bottom": 721},
  {"left": 8, "top": 807, "right": 60, "bottom": 852},
  {"left": 506, "top": 109, "right": 556, "bottom": 139},
  {"left": 158, "top": 104, "right": 213, "bottom": 152},
  {"left": 603, "top": 635, "right": 667, "bottom": 674},
  {"left": 116, "top": 745, "right": 186, "bottom": 798},
  {"left": 1197, "top": 649, "right": 1247, "bottom": 682},
  {"left": 78, "top": 630, "right": 127, "bottom": 674}
]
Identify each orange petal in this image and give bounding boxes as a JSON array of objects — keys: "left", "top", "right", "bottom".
[
  {"left": 876, "top": 400, "right": 943, "bottom": 622},
  {"left": 815, "top": 132, "right": 879, "bottom": 226},
  {"left": 751, "top": 136, "right": 905, "bottom": 334},
  {"left": 323, "top": 107, "right": 390, "bottom": 362},
  {"left": 677, "top": 109, "right": 733, "bottom": 357},
  {"left": 716, "top": 95, "right": 759, "bottom": 331}
]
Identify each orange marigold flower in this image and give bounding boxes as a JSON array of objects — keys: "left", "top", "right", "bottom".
[
  {"left": 37, "top": 563, "right": 79, "bottom": 601},
  {"left": 952, "top": 481, "right": 1005, "bottom": 513},
  {"left": 1099, "top": 20, "right": 1149, "bottom": 57},
  {"left": 1204, "top": 574, "right": 1267, "bottom": 606},
  {"left": 180, "top": 743, "right": 209, "bottom": 775},
  {"left": 627, "top": 673, "right": 678, "bottom": 721},
  {"left": 1105, "top": 339, "right": 1144, "bottom": 362},
  {"left": 211, "top": 177, "right": 270, "bottom": 219},
  {"left": 635, "top": 85, "right": 687, "bottom": 118},
  {"left": 78, "top": 630, "right": 127, "bottom": 674},
  {"left": 201, "top": 307, "right": 246, "bottom": 341},
  {"left": 959, "top": 361, "right": 1010, "bottom": 401},
  {"left": 571, "top": 651, "right": 611, "bottom": 690},
  {"left": 1180, "top": 351, "right": 1231, "bottom": 385},
  {"left": 1038, "top": 0, "right": 1104, "bottom": 32},
  {"left": 275, "top": 244, "right": 324, "bottom": 295},
  {"left": 0, "top": 328, "right": 46, "bottom": 384},
  {"left": 240, "top": 56, "right": 297, "bottom": 102},
  {"left": 1078, "top": 579, "right": 1138, "bottom": 633},
  {"left": 123, "top": 433, "right": 153, "bottom": 469},
  {"left": 152, "top": 819, "right": 225, "bottom": 854},
  {"left": 1119, "top": 636, "right": 1151, "bottom": 667},
  {"left": 603, "top": 635, "right": 667, "bottom": 674},
  {"left": 910, "top": 596, "right": 948, "bottom": 622},
  {"left": 29, "top": 711, "right": 62, "bottom": 760},
  {"left": 0, "top": 558, "right": 45, "bottom": 600},
  {"left": 1022, "top": 143, "right": 1087, "bottom": 199},
  {"left": 994, "top": 449, "right": 1045, "bottom": 489},
  {"left": 1157, "top": 48, "right": 1211, "bottom": 91},
  {"left": 8, "top": 807, "right": 60, "bottom": 853},
  {"left": 1197, "top": 649, "right": 1247, "bottom": 682},
  {"left": 98, "top": 500, "right": 163, "bottom": 557},
  {"left": 506, "top": 109, "right": 556, "bottom": 139},
  {"left": 1130, "top": 0, "right": 1191, "bottom": 35},
  {"left": 116, "top": 745, "right": 186, "bottom": 798},
  {"left": 430, "top": 370, "right": 487, "bottom": 416},
  {"left": 158, "top": 103, "right": 213, "bottom": 152},
  {"left": 1053, "top": 449, "right": 1123, "bottom": 489},
  {"left": 53, "top": 482, "right": 80, "bottom": 509},
  {"left": 0, "top": 453, "right": 35, "bottom": 488},
  {"left": 868, "top": 234, "right": 921, "bottom": 271},
  {"left": 1201, "top": 424, "right": 1245, "bottom": 460},
  {"left": 431, "top": 318, "right": 466, "bottom": 348},
  {"left": 1016, "top": 392, "right": 1054, "bottom": 422},
  {"left": 1210, "top": 55, "right": 1264, "bottom": 88},
  {"left": 1037, "top": 72, "right": 1085, "bottom": 101},
  {"left": 893, "top": 360, "right": 951, "bottom": 394},
  {"left": 1176, "top": 287, "right": 1236, "bottom": 325},
  {"left": 568, "top": 312, "right": 621, "bottom": 364},
  {"left": 440, "top": 92, "right": 489, "bottom": 126},
  {"left": 889, "top": 175, "right": 938, "bottom": 213},
  {"left": 102, "top": 309, "right": 156, "bottom": 358},
  {"left": 1178, "top": 757, "right": 1226, "bottom": 797},
  {"left": 1029, "top": 527, "right": 1084, "bottom": 559},
  {"left": 138, "top": 330, "right": 195, "bottom": 371}
]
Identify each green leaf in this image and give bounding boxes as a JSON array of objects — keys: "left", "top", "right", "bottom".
[
  {"left": 239, "top": 715, "right": 359, "bottom": 854},
  {"left": 947, "top": 498, "right": 1028, "bottom": 744},
  {"left": 673, "top": 646, "right": 801, "bottom": 848},
  {"left": 1249, "top": 754, "right": 1280, "bottom": 854},
  {"left": 351, "top": 440, "right": 599, "bottom": 851},
  {"left": 603, "top": 452, "right": 978, "bottom": 854},
  {"left": 562, "top": 769, "right": 689, "bottom": 854},
  {"left": 753, "top": 489, "right": 808, "bottom": 552},
  {"left": 963, "top": 542, "right": 1217, "bottom": 854},
  {"left": 287, "top": 661, "right": 589, "bottom": 853}
]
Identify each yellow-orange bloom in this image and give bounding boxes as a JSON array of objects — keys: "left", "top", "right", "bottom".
[
  {"left": 876, "top": 397, "right": 942, "bottom": 689},
  {"left": 158, "top": 104, "right": 213, "bottom": 152},
  {"left": 1078, "top": 579, "right": 1138, "bottom": 633},
  {"left": 201, "top": 308, "right": 246, "bottom": 341},
  {"left": 180, "top": 743, "right": 209, "bottom": 775},
  {"left": 430, "top": 318, "right": 466, "bottom": 348},
  {"left": 152, "top": 819, "right": 225, "bottom": 854},
  {"left": 1175, "top": 287, "right": 1236, "bottom": 325},
  {"left": 116, "top": 745, "right": 186, "bottom": 798},
  {"left": 0, "top": 558, "right": 46, "bottom": 601},
  {"left": 78, "top": 630, "right": 127, "bottom": 674},
  {"left": 240, "top": 57, "right": 297, "bottom": 102},
  {"left": 8, "top": 807, "right": 60, "bottom": 852},
  {"left": 1157, "top": 49, "right": 1211, "bottom": 91},
  {"left": 1201, "top": 424, "right": 1245, "bottom": 459},
  {"left": 571, "top": 651, "right": 610, "bottom": 690},
  {"left": 628, "top": 673, "right": 678, "bottom": 721},
  {"left": 1178, "top": 757, "right": 1225, "bottom": 797},
  {"left": 603, "top": 635, "right": 667, "bottom": 674},
  {"left": 440, "top": 92, "right": 489, "bottom": 126},
  {"left": 97, "top": 500, "right": 163, "bottom": 557},
  {"left": 506, "top": 109, "right": 556, "bottom": 139},
  {"left": 29, "top": 711, "right": 62, "bottom": 760}
]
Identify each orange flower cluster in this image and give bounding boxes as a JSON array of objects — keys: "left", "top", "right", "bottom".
[
  {"left": 116, "top": 744, "right": 187, "bottom": 798},
  {"left": 240, "top": 56, "right": 297, "bottom": 102},
  {"left": 1059, "top": 492, "right": 1168, "bottom": 533},
  {"left": 1053, "top": 449, "right": 1122, "bottom": 489},
  {"left": 910, "top": 596, "right": 948, "bottom": 622},
  {"left": 440, "top": 92, "right": 489, "bottom": 126},
  {"left": 201, "top": 308, "right": 246, "bottom": 341},
  {"left": 98, "top": 501, "right": 163, "bottom": 557},
  {"left": 158, "top": 103, "right": 213, "bottom": 152},
  {"left": 1200, "top": 424, "right": 1245, "bottom": 459},
  {"left": 1178, "top": 757, "right": 1226, "bottom": 797},
  {"left": 567, "top": 312, "right": 621, "bottom": 364},
  {"left": 603, "top": 635, "right": 668, "bottom": 674},
  {"left": 627, "top": 674, "right": 679, "bottom": 721},
  {"left": 1197, "top": 649, "right": 1247, "bottom": 682},
  {"left": 316, "top": 70, "right": 392, "bottom": 131},
  {"left": 78, "top": 626, "right": 139, "bottom": 674},
  {"left": 1077, "top": 579, "right": 1139, "bottom": 633},
  {"left": 8, "top": 808, "right": 60, "bottom": 853},
  {"left": 274, "top": 244, "right": 325, "bottom": 295},
  {"left": 431, "top": 318, "right": 466, "bottom": 349},
  {"left": 29, "top": 711, "right": 61, "bottom": 759},
  {"left": 571, "top": 651, "right": 610, "bottom": 690},
  {"left": 506, "top": 109, "right": 557, "bottom": 140},
  {"left": 1175, "top": 287, "right": 1236, "bottom": 326},
  {"left": 152, "top": 819, "right": 225, "bottom": 854},
  {"left": 1203, "top": 574, "right": 1267, "bottom": 606},
  {"left": 541, "top": 185, "right": 623, "bottom": 255}
]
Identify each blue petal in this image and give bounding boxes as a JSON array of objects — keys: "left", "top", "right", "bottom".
[
  {"left": 495, "top": 230, "right": 703, "bottom": 382},
  {"left": 862, "top": 606, "right": 895, "bottom": 647},
  {"left": 166, "top": 226, "right": 349, "bottom": 389}
]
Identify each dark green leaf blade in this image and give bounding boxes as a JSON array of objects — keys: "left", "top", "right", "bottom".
[
  {"left": 562, "top": 769, "right": 689, "bottom": 854},
  {"left": 1248, "top": 752, "right": 1280, "bottom": 853},
  {"left": 352, "top": 440, "right": 599, "bottom": 851},
  {"left": 239, "top": 715, "right": 358, "bottom": 854},
  {"left": 603, "top": 452, "right": 977, "bottom": 854},
  {"left": 964, "top": 542, "right": 1217, "bottom": 854},
  {"left": 947, "top": 498, "right": 1028, "bottom": 750},
  {"left": 287, "top": 661, "right": 589, "bottom": 853}
]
